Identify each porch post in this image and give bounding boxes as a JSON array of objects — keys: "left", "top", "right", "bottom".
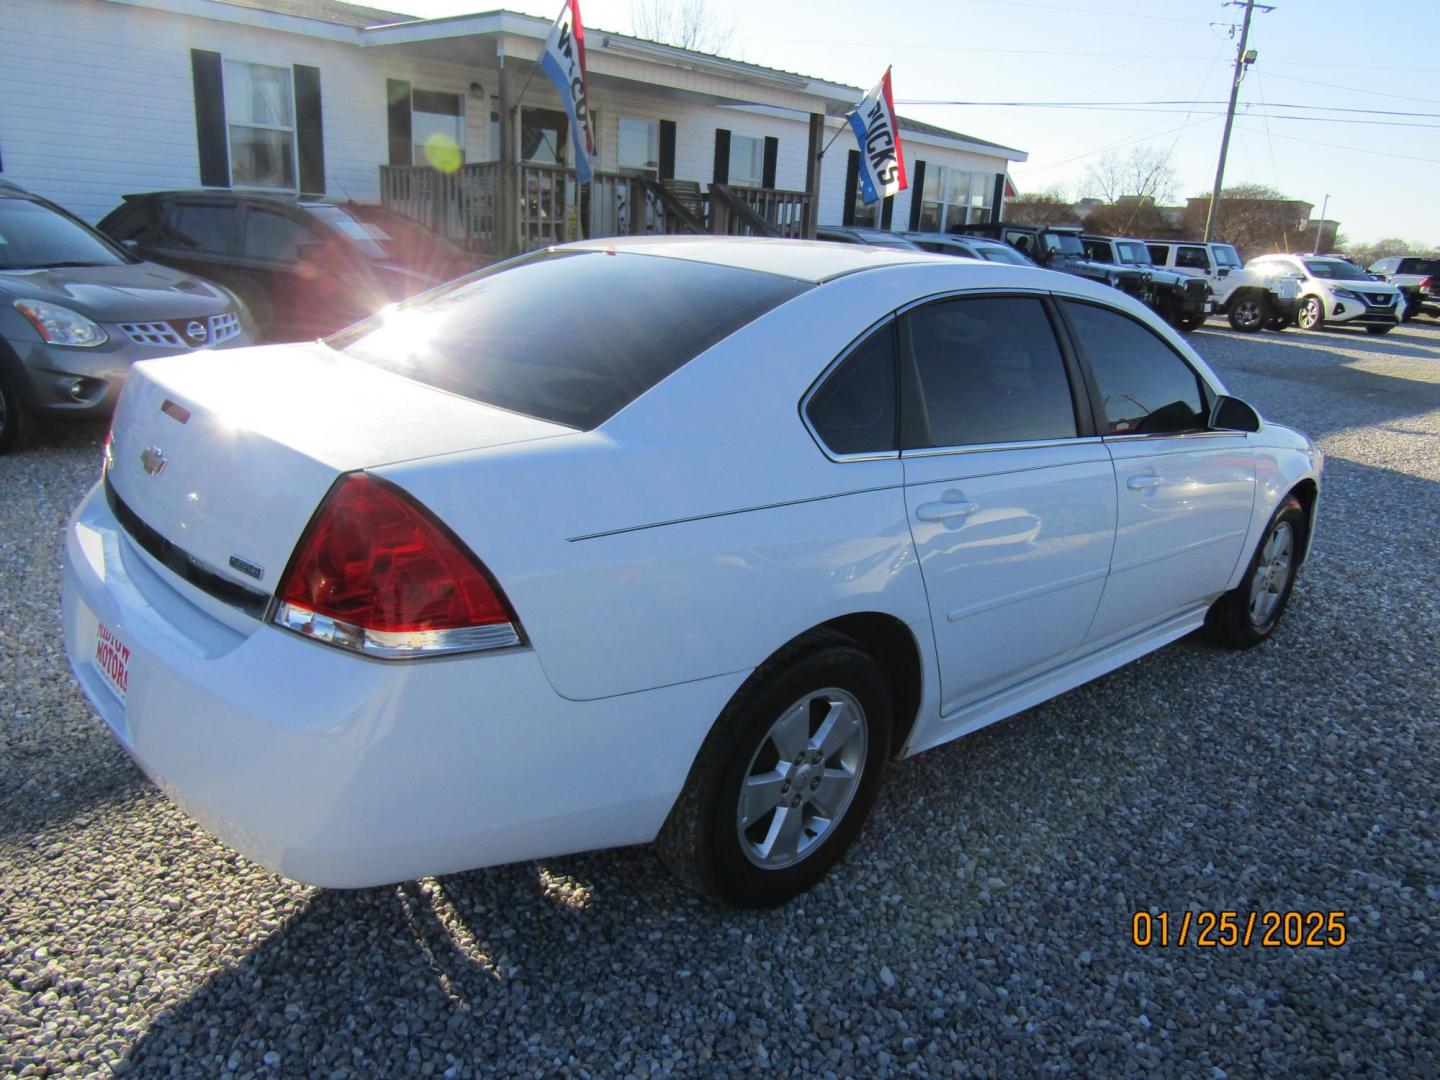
[
  {"left": 803, "top": 112, "right": 824, "bottom": 239},
  {"left": 497, "top": 42, "right": 518, "bottom": 257}
]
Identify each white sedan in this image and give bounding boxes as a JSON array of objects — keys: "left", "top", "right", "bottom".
[{"left": 62, "top": 237, "right": 1323, "bottom": 906}]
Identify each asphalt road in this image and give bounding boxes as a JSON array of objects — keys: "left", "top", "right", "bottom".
[{"left": 2, "top": 318, "right": 1438, "bottom": 1078}]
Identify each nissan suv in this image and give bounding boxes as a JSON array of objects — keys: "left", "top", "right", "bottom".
[{"left": 0, "top": 180, "right": 250, "bottom": 453}]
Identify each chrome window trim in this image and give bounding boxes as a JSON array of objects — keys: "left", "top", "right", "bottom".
[
  {"left": 901, "top": 435, "right": 1103, "bottom": 460},
  {"left": 1101, "top": 430, "right": 1246, "bottom": 443}
]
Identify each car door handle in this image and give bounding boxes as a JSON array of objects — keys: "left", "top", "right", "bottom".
[
  {"left": 1126, "top": 472, "right": 1164, "bottom": 492},
  {"left": 915, "top": 491, "right": 979, "bottom": 522}
]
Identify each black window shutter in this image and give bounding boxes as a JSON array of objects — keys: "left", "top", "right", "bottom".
[
  {"left": 659, "top": 120, "right": 676, "bottom": 180},
  {"left": 387, "top": 79, "right": 413, "bottom": 166},
  {"left": 761, "top": 136, "right": 778, "bottom": 189},
  {"left": 908, "top": 160, "right": 927, "bottom": 230},
  {"left": 881, "top": 193, "right": 894, "bottom": 230},
  {"left": 712, "top": 128, "right": 730, "bottom": 184},
  {"left": 992, "top": 173, "right": 1007, "bottom": 219},
  {"left": 191, "top": 49, "right": 229, "bottom": 188},
  {"left": 294, "top": 65, "right": 325, "bottom": 195},
  {"left": 843, "top": 150, "right": 859, "bottom": 226}
]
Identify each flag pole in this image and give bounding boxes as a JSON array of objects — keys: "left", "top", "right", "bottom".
[{"left": 817, "top": 114, "right": 852, "bottom": 160}]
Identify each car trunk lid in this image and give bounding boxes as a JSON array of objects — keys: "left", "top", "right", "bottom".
[{"left": 105, "top": 342, "right": 573, "bottom": 609}]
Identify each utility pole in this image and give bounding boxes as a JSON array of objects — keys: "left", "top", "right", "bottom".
[
  {"left": 1203, "top": 0, "right": 1273, "bottom": 242},
  {"left": 1312, "top": 193, "right": 1330, "bottom": 254}
]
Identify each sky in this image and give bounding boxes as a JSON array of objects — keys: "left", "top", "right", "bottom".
[{"left": 383, "top": 0, "right": 1440, "bottom": 245}]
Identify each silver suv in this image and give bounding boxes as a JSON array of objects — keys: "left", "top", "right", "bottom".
[{"left": 0, "top": 180, "right": 251, "bottom": 452}]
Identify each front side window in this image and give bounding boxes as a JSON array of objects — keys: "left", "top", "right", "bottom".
[
  {"left": 225, "top": 61, "right": 295, "bottom": 189},
  {"left": 903, "top": 296, "right": 1078, "bottom": 449},
  {"left": 1211, "top": 244, "right": 1242, "bottom": 268},
  {"left": 242, "top": 207, "right": 320, "bottom": 263},
  {"left": 1063, "top": 300, "right": 1206, "bottom": 436},
  {"left": 411, "top": 89, "right": 464, "bottom": 168},
  {"left": 332, "top": 251, "right": 810, "bottom": 430},
  {"left": 164, "top": 202, "right": 240, "bottom": 255},
  {"left": 806, "top": 324, "right": 896, "bottom": 456},
  {"left": 729, "top": 134, "right": 765, "bottom": 188}
]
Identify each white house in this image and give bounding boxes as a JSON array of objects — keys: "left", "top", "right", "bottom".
[{"left": 0, "top": 0, "right": 1027, "bottom": 253}]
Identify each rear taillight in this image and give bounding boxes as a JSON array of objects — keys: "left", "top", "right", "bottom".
[
  {"left": 1421, "top": 278, "right": 1434, "bottom": 291},
  {"left": 273, "top": 473, "right": 520, "bottom": 659}
]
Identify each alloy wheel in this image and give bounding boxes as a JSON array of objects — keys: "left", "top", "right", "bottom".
[
  {"left": 1298, "top": 298, "right": 1323, "bottom": 330},
  {"left": 1248, "top": 521, "right": 1294, "bottom": 626},
  {"left": 735, "top": 687, "right": 868, "bottom": 870},
  {"left": 1233, "top": 298, "right": 1262, "bottom": 330}
]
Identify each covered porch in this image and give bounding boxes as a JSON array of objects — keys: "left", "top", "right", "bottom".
[{"left": 361, "top": 11, "right": 848, "bottom": 256}]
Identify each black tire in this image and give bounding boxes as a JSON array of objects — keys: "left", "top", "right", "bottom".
[
  {"left": 1366, "top": 325, "right": 1394, "bottom": 335},
  {"left": 1204, "top": 495, "right": 1305, "bottom": 649},
  {"left": 1267, "top": 312, "right": 1292, "bottom": 331},
  {"left": 0, "top": 367, "right": 27, "bottom": 455},
  {"left": 1227, "top": 291, "right": 1269, "bottom": 333},
  {"left": 654, "top": 630, "right": 892, "bottom": 907},
  {"left": 1297, "top": 295, "right": 1326, "bottom": 331}
]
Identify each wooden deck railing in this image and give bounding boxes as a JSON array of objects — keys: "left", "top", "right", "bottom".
[{"left": 379, "top": 165, "right": 812, "bottom": 254}]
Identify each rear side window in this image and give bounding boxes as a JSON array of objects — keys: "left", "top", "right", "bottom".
[
  {"left": 1146, "top": 244, "right": 1168, "bottom": 264},
  {"left": 902, "top": 296, "right": 1078, "bottom": 448},
  {"left": 1176, "top": 245, "right": 1210, "bottom": 271},
  {"left": 332, "top": 251, "right": 810, "bottom": 430},
  {"left": 805, "top": 323, "right": 896, "bottom": 456},
  {"left": 164, "top": 202, "right": 239, "bottom": 254},
  {"left": 1063, "top": 301, "right": 1206, "bottom": 436},
  {"left": 103, "top": 200, "right": 166, "bottom": 246}
]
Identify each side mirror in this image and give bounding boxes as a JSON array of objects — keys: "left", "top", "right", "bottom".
[
  {"left": 120, "top": 238, "right": 140, "bottom": 252},
  {"left": 1210, "top": 395, "right": 1261, "bottom": 433}
]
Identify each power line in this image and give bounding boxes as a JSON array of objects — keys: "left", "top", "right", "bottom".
[
  {"left": 1231, "top": 125, "right": 1440, "bottom": 166},
  {"left": 895, "top": 99, "right": 1440, "bottom": 119}
]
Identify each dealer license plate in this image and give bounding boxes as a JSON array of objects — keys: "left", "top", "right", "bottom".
[{"left": 94, "top": 620, "right": 130, "bottom": 704}]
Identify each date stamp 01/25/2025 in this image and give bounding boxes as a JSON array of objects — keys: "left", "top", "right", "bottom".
[{"left": 1132, "top": 910, "right": 1348, "bottom": 949}]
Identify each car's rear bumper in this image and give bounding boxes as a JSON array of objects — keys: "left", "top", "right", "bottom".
[{"left": 62, "top": 482, "right": 744, "bottom": 887}]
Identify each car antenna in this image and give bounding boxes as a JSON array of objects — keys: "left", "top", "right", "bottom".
[{"left": 328, "top": 175, "right": 355, "bottom": 203}]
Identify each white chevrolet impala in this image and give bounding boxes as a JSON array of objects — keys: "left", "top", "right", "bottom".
[{"left": 62, "top": 237, "right": 1322, "bottom": 906}]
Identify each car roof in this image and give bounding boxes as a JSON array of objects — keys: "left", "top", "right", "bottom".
[
  {"left": 121, "top": 189, "right": 342, "bottom": 209},
  {"left": 562, "top": 235, "right": 943, "bottom": 282}
]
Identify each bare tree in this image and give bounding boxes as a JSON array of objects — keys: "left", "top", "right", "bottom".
[
  {"left": 1003, "top": 190, "right": 1076, "bottom": 227},
  {"left": 1082, "top": 147, "right": 1177, "bottom": 206},
  {"left": 630, "top": 0, "right": 736, "bottom": 54}
]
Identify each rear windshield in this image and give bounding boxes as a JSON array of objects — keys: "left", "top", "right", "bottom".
[
  {"left": 331, "top": 250, "right": 810, "bottom": 429},
  {"left": 1400, "top": 258, "right": 1440, "bottom": 275}
]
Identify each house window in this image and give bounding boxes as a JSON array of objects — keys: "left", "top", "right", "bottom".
[
  {"left": 729, "top": 134, "right": 765, "bottom": 188},
  {"left": 411, "top": 89, "right": 463, "bottom": 168},
  {"left": 224, "top": 60, "right": 295, "bottom": 189},
  {"left": 850, "top": 185, "right": 879, "bottom": 227},
  {"left": 618, "top": 117, "right": 658, "bottom": 177},
  {"left": 917, "top": 166, "right": 996, "bottom": 231}
]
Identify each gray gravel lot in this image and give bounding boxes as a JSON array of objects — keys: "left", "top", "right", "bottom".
[{"left": 3, "top": 319, "right": 1439, "bottom": 1078}]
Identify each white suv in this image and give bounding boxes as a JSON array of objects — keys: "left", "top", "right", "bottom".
[
  {"left": 1146, "top": 240, "right": 1301, "bottom": 332},
  {"left": 1249, "top": 254, "right": 1404, "bottom": 334}
]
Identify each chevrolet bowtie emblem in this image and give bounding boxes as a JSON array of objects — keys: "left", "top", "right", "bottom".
[{"left": 140, "top": 446, "right": 168, "bottom": 476}]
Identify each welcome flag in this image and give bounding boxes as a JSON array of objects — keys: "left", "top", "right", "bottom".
[
  {"left": 539, "top": 0, "right": 595, "bottom": 182},
  {"left": 847, "top": 68, "right": 907, "bottom": 205}
]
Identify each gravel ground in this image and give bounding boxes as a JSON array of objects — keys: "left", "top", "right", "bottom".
[{"left": 2, "top": 319, "right": 1438, "bottom": 1078}]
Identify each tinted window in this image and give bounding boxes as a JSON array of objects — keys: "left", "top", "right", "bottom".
[
  {"left": 0, "top": 197, "right": 128, "bottom": 269},
  {"left": 806, "top": 324, "right": 896, "bottom": 456},
  {"left": 904, "top": 296, "right": 1077, "bottom": 448},
  {"left": 243, "top": 207, "right": 319, "bottom": 262},
  {"left": 1064, "top": 301, "right": 1206, "bottom": 436},
  {"left": 1176, "top": 246, "right": 1210, "bottom": 270},
  {"left": 332, "top": 251, "right": 810, "bottom": 430},
  {"left": 1083, "top": 239, "right": 1111, "bottom": 262},
  {"left": 1146, "top": 244, "right": 1168, "bottom": 264},
  {"left": 978, "top": 245, "right": 1032, "bottom": 267},
  {"left": 1399, "top": 258, "right": 1440, "bottom": 276},
  {"left": 165, "top": 202, "right": 239, "bottom": 254},
  {"left": 102, "top": 200, "right": 167, "bottom": 247}
]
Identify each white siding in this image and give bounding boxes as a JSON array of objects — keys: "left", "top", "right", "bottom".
[{"left": 0, "top": 0, "right": 1015, "bottom": 231}]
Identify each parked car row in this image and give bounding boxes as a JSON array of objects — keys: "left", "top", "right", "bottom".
[
  {"left": 818, "top": 223, "right": 1419, "bottom": 337},
  {"left": 0, "top": 179, "right": 483, "bottom": 452}
]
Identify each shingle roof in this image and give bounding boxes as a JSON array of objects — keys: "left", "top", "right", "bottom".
[
  {"left": 210, "top": 0, "right": 415, "bottom": 28},
  {"left": 898, "top": 116, "right": 1021, "bottom": 156}
]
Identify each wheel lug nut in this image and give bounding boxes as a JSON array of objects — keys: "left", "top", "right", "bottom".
[
  {"left": 791, "top": 795, "right": 802, "bottom": 808},
  {"left": 810, "top": 777, "right": 820, "bottom": 789},
  {"left": 781, "top": 781, "right": 790, "bottom": 793}
]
